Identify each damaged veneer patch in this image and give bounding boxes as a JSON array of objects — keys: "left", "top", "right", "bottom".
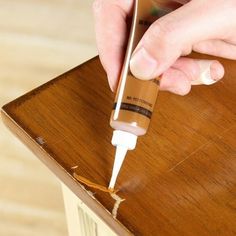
[
  {"left": 36, "top": 137, "right": 46, "bottom": 145},
  {"left": 73, "top": 173, "right": 115, "bottom": 193},
  {"left": 72, "top": 171, "right": 125, "bottom": 219}
]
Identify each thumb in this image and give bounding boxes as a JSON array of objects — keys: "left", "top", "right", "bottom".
[{"left": 130, "top": 0, "right": 225, "bottom": 80}]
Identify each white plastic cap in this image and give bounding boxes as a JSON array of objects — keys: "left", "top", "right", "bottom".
[
  {"left": 111, "top": 130, "right": 137, "bottom": 150},
  {"left": 109, "top": 130, "right": 138, "bottom": 189}
]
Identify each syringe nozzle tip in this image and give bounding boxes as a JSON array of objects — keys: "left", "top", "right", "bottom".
[{"left": 108, "top": 145, "right": 128, "bottom": 190}]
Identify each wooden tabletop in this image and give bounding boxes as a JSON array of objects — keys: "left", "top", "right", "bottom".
[{"left": 1, "top": 56, "right": 236, "bottom": 236}]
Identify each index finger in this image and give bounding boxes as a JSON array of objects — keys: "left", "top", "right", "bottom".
[{"left": 93, "top": 0, "right": 134, "bottom": 91}]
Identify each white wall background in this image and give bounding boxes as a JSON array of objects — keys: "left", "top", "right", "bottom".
[{"left": 0, "top": 0, "right": 97, "bottom": 235}]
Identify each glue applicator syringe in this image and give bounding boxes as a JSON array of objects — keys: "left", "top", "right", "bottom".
[{"left": 108, "top": 0, "right": 172, "bottom": 189}]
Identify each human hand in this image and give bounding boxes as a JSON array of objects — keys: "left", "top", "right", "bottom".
[{"left": 93, "top": 0, "right": 236, "bottom": 95}]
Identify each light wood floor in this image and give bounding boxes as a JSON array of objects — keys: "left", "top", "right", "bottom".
[{"left": 0, "top": 0, "right": 97, "bottom": 235}]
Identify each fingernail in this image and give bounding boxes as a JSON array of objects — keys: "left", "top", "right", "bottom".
[
  {"left": 191, "top": 60, "right": 224, "bottom": 86},
  {"left": 130, "top": 48, "right": 157, "bottom": 80},
  {"left": 210, "top": 61, "right": 225, "bottom": 82}
]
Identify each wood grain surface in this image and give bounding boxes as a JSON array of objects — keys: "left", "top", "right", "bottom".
[{"left": 1, "top": 56, "right": 236, "bottom": 236}]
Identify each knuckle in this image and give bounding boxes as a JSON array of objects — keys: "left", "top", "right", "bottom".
[
  {"left": 143, "top": 18, "right": 183, "bottom": 58},
  {"left": 148, "top": 20, "right": 177, "bottom": 46},
  {"left": 144, "top": 17, "right": 192, "bottom": 56}
]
